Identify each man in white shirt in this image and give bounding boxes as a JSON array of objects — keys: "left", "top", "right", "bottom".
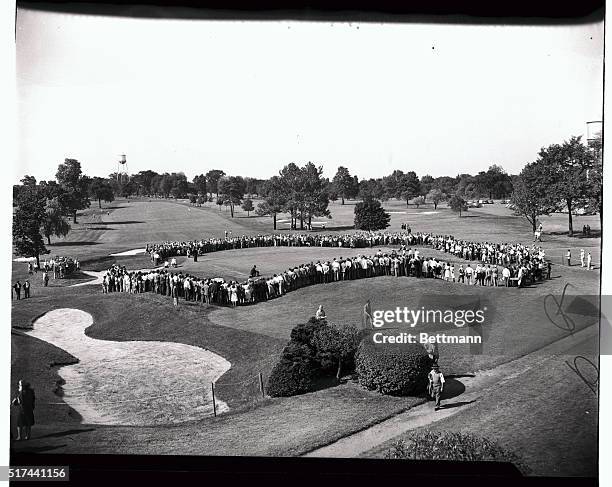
[
  {"left": 428, "top": 364, "right": 445, "bottom": 411},
  {"left": 502, "top": 266, "right": 511, "bottom": 287}
]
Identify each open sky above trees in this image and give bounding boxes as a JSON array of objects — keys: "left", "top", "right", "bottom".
[{"left": 16, "top": 8, "right": 603, "bottom": 183}]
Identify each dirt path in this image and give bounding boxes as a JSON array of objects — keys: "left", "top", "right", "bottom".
[{"left": 303, "top": 323, "right": 597, "bottom": 458}]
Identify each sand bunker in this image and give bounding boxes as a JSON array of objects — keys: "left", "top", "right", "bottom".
[
  {"left": 26, "top": 308, "right": 231, "bottom": 426},
  {"left": 110, "top": 248, "right": 146, "bottom": 256}
]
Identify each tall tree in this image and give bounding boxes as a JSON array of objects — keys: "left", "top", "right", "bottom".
[
  {"left": 218, "top": 175, "right": 245, "bottom": 218},
  {"left": 420, "top": 175, "right": 435, "bottom": 195},
  {"left": 401, "top": 171, "right": 421, "bottom": 206},
  {"left": 475, "top": 165, "right": 513, "bottom": 199},
  {"left": 42, "top": 198, "right": 71, "bottom": 245},
  {"left": 170, "top": 173, "right": 189, "bottom": 199},
  {"left": 132, "top": 170, "right": 159, "bottom": 196},
  {"left": 206, "top": 169, "right": 226, "bottom": 198},
  {"left": 448, "top": 194, "right": 467, "bottom": 217},
  {"left": 538, "top": 136, "right": 594, "bottom": 236},
  {"left": 241, "top": 198, "right": 254, "bottom": 216},
  {"left": 510, "top": 162, "right": 555, "bottom": 232},
  {"left": 279, "top": 163, "right": 304, "bottom": 229},
  {"left": 55, "top": 158, "right": 91, "bottom": 223},
  {"left": 332, "top": 166, "right": 354, "bottom": 205},
  {"left": 301, "top": 162, "right": 331, "bottom": 228},
  {"left": 12, "top": 184, "right": 48, "bottom": 266},
  {"left": 89, "top": 177, "right": 115, "bottom": 208},
  {"left": 426, "top": 188, "right": 447, "bottom": 210},
  {"left": 354, "top": 197, "right": 390, "bottom": 231},
  {"left": 193, "top": 174, "right": 208, "bottom": 197},
  {"left": 257, "top": 175, "right": 287, "bottom": 230}
]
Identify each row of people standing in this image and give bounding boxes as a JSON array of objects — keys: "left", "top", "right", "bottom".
[{"left": 100, "top": 244, "right": 548, "bottom": 309}]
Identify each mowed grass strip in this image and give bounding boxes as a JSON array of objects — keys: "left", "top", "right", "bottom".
[
  {"left": 11, "top": 380, "right": 423, "bottom": 457},
  {"left": 362, "top": 337, "right": 599, "bottom": 477}
]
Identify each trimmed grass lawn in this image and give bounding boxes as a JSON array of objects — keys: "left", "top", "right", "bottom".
[
  {"left": 364, "top": 335, "right": 599, "bottom": 477},
  {"left": 9, "top": 197, "right": 602, "bottom": 464}
]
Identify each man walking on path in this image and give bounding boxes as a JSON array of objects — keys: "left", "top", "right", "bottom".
[
  {"left": 566, "top": 249, "right": 571, "bottom": 267},
  {"left": 428, "top": 364, "right": 445, "bottom": 411}
]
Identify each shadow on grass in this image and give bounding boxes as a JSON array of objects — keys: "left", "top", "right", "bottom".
[
  {"left": 439, "top": 377, "right": 466, "bottom": 401},
  {"left": 439, "top": 399, "right": 477, "bottom": 410},
  {"left": 311, "top": 225, "right": 355, "bottom": 232},
  {"left": 37, "top": 428, "right": 96, "bottom": 439},
  {"left": 88, "top": 221, "right": 144, "bottom": 225},
  {"left": 10, "top": 444, "right": 68, "bottom": 453},
  {"left": 547, "top": 230, "right": 601, "bottom": 238},
  {"left": 50, "top": 241, "right": 100, "bottom": 247}
]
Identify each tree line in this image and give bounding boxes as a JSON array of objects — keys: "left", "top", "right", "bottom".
[{"left": 12, "top": 133, "right": 603, "bottom": 263}]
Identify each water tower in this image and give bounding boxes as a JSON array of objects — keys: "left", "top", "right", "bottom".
[
  {"left": 586, "top": 121, "right": 602, "bottom": 147},
  {"left": 117, "top": 154, "right": 129, "bottom": 182}
]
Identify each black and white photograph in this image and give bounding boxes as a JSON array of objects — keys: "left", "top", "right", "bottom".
[{"left": 6, "top": 1, "right": 608, "bottom": 483}]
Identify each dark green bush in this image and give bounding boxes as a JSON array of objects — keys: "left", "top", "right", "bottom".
[
  {"left": 266, "top": 356, "right": 318, "bottom": 397},
  {"left": 385, "top": 431, "right": 530, "bottom": 474},
  {"left": 290, "top": 317, "right": 327, "bottom": 347},
  {"left": 356, "top": 331, "right": 431, "bottom": 396},
  {"left": 266, "top": 341, "right": 319, "bottom": 397},
  {"left": 268, "top": 318, "right": 362, "bottom": 397}
]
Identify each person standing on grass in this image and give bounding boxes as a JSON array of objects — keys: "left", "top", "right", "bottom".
[
  {"left": 566, "top": 249, "right": 571, "bottom": 266},
  {"left": 315, "top": 305, "right": 326, "bottom": 320},
  {"left": 27, "top": 262, "right": 33, "bottom": 275},
  {"left": 13, "top": 281, "right": 21, "bottom": 300},
  {"left": 587, "top": 252, "right": 593, "bottom": 270},
  {"left": 171, "top": 282, "right": 178, "bottom": 307},
  {"left": 502, "top": 265, "right": 511, "bottom": 287},
  {"left": 428, "top": 364, "right": 445, "bottom": 411},
  {"left": 11, "top": 380, "right": 35, "bottom": 440},
  {"left": 23, "top": 280, "right": 30, "bottom": 299},
  {"left": 580, "top": 249, "right": 585, "bottom": 267}
]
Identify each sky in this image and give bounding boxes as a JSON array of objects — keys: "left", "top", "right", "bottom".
[{"left": 15, "top": 8, "right": 604, "bottom": 184}]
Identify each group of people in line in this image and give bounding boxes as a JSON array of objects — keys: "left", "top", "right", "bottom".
[
  {"left": 145, "top": 231, "right": 450, "bottom": 263},
  {"left": 27, "top": 257, "right": 80, "bottom": 280},
  {"left": 98, "top": 231, "right": 555, "bottom": 308},
  {"left": 566, "top": 248, "right": 595, "bottom": 270}
]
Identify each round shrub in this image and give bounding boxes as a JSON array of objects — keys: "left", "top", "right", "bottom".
[
  {"left": 356, "top": 331, "right": 431, "bottom": 396},
  {"left": 290, "top": 317, "right": 327, "bottom": 347},
  {"left": 385, "top": 431, "right": 530, "bottom": 474},
  {"left": 266, "top": 342, "right": 319, "bottom": 397}
]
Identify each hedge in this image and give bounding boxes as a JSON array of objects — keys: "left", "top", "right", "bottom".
[
  {"left": 355, "top": 331, "right": 431, "bottom": 396},
  {"left": 385, "top": 431, "right": 530, "bottom": 474}
]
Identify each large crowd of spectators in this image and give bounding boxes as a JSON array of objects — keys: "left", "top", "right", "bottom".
[{"left": 98, "top": 231, "right": 551, "bottom": 307}]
